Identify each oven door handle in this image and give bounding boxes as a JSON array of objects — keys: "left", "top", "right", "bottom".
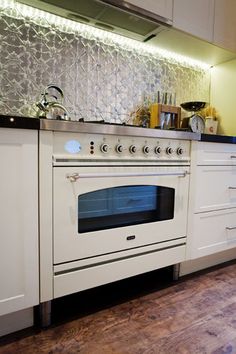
[{"left": 66, "top": 171, "right": 189, "bottom": 181}]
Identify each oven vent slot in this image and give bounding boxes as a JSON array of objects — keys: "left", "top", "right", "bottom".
[
  {"left": 53, "top": 156, "right": 191, "bottom": 165},
  {"left": 54, "top": 158, "right": 91, "bottom": 163}
]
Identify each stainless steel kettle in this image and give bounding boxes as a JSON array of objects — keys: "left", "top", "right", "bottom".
[{"left": 36, "top": 84, "right": 70, "bottom": 120}]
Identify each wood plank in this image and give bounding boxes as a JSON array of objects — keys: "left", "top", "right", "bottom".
[{"left": 0, "top": 262, "right": 236, "bottom": 354}]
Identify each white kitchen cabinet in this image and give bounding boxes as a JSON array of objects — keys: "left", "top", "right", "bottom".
[
  {"left": 125, "top": 0, "right": 173, "bottom": 21},
  {"left": 173, "top": 0, "right": 214, "bottom": 42},
  {"left": 189, "top": 209, "right": 236, "bottom": 258},
  {"left": 193, "top": 166, "right": 236, "bottom": 213},
  {"left": 194, "top": 141, "right": 236, "bottom": 165},
  {"left": 187, "top": 141, "right": 236, "bottom": 259},
  {"left": 0, "top": 129, "right": 39, "bottom": 316},
  {"left": 213, "top": 0, "right": 236, "bottom": 52}
]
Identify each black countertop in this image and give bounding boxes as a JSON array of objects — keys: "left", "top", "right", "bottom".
[
  {"left": 0, "top": 115, "right": 39, "bottom": 129},
  {"left": 0, "top": 115, "right": 236, "bottom": 144},
  {"left": 201, "top": 133, "right": 236, "bottom": 144}
]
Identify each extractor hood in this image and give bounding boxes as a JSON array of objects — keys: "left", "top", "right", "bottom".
[{"left": 17, "top": 0, "right": 172, "bottom": 42}]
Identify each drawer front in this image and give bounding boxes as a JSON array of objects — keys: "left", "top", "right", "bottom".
[
  {"left": 193, "top": 166, "right": 236, "bottom": 212},
  {"left": 193, "top": 141, "right": 236, "bottom": 165},
  {"left": 187, "top": 209, "right": 236, "bottom": 259}
]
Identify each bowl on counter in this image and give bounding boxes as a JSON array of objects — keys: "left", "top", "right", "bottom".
[{"left": 180, "top": 101, "right": 208, "bottom": 112}]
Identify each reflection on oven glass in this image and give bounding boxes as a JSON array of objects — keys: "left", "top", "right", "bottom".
[{"left": 78, "top": 185, "right": 175, "bottom": 233}]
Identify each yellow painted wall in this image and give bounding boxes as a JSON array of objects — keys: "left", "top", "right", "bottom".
[{"left": 211, "top": 59, "right": 236, "bottom": 135}]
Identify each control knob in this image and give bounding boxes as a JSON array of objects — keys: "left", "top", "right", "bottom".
[
  {"left": 154, "top": 146, "right": 161, "bottom": 155},
  {"left": 176, "top": 147, "right": 184, "bottom": 155},
  {"left": 143, "top": 145, "right": 150, "bottom": 154},
  {"left": 129, "top": 145, "right": 137, "bottom": 154},
  {"left": 100, "top": 143, "right": 109, "bottom": 153},
  {"left": 116, "top": 144, "right": 123, "bottom": 153},
  {"left": 166, "top": 147, "right": 173, "bottom": 155}
]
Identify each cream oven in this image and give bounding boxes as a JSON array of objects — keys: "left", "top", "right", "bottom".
[{"left": 39, "top": 120, "right": 195, "bottom": 326}]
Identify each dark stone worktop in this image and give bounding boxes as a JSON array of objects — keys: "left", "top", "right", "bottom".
[
  {"left": 201, "top": 133, "right": 236, "bottom": 144},
  {"left": 0, "top": 115, "right": 40, "bottom": 130},
  {"left": 1, "top": 115, "right": 236, "bottom": 144}
]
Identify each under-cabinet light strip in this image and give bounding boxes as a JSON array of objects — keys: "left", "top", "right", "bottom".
[{"left": 1, "top": 0, "right": 210, "bottom": 70}]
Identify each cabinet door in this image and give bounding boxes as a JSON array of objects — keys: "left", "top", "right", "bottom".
[
  {"left": 173, "top": 0, "right": 214, "bottom": 42},
  {"left": 126, "top": 0, "right": 173, "bottom": 21},
  {"left": 187, "top": 209, "right": 236, "bottom": 259},
  {"left": 193, "top": 166, "right": 236, "bottom": 213},
  {"left": 213, "top": 0, "right": 236, "bottom": 52},
  {"left": 192, "top": 141, "right": 236, "bottom": 166},
  {"left": 0, "top": 129, "right": 39, "bottom": 316}
]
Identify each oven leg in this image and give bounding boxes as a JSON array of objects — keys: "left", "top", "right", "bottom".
[
  {"left": 173, "top": 263, "right": 180, "bottom": 281},
  {"left": 40, "top": 301, "right": 52, "bottom": 328}
]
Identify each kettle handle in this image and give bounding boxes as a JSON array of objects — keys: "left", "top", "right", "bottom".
[{"left": 45, "top": 84, "right": 64, "bottom": 99}]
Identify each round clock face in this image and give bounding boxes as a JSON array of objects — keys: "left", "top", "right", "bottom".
[{"left": 189, "top": 114, "right": 205, "bottom": 133}]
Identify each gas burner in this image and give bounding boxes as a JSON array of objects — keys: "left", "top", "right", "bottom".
[
  {"left": 151, "top": 126, "right": 187, "bottom": 132},
  {"left": 78, "top": 118, "right": 105, "bottom": 124},
  {"left": 78, "top": 119, "right": 190, "bottom": 130}
]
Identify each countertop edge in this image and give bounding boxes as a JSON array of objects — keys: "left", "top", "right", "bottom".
[
  {"left": 0, "top": 115, "right": 40, "bottom": 130},
  {"left": 201, "top": 133, "right": 236, "bottom": 144}
]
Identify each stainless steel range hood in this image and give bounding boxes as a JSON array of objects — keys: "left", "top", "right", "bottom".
[{"left": 17, "top": 0, "right": 172, "bottom": 42}]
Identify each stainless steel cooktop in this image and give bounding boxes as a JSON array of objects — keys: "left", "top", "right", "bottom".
[{"left": 40, "top": 119, "right": 200, "bottom": 141}]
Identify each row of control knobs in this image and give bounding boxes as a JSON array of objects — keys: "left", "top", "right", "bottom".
[{"left": 100, "top": 144, "right": 184, "bottom": 155}]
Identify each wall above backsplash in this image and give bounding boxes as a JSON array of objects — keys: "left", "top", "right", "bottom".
[{"left": 0, "top": 0, "right": 210, "bottom": 123}]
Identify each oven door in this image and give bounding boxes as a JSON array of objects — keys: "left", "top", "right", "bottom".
[{"left": 53, "top": 165, "right": 189, "bottom": 264}]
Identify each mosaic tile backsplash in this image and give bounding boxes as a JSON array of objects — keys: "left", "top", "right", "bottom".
[{"left": 0, "top": 1, "right": 210, "bottom": 123}]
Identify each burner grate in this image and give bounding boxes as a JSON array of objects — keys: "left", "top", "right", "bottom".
[
  {"left": 78, "top": 118, "right": 143, "bottom": 128},
  {"left": 78, "top": 118, "right": 189, "bottom": 131}
]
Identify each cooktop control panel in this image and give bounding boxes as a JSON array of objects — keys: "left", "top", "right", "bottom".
[{"left": 52, "top": 132, "right": 191, "bottom": 165}]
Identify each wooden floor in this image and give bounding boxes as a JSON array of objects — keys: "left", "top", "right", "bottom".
[{"left": 0, "top": 261, "right": 236, "bottom": 354}]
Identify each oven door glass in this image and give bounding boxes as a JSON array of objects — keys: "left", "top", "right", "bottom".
[{"left": 78, "top": 185, "right": 174, "bottom": 233}]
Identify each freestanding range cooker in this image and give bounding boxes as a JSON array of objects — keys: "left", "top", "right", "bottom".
[{"left": 39, "top": 119, "right": 199, "bottom": 325}]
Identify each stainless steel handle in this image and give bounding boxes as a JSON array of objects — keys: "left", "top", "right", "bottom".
[
  {"left": 230, "top": 155, "right": 236, "bottom": 159},
  {"left": 66, "top": 171, "right": 188, "bottom": 180},
  {"left": 228, "top": 186, "right": 236, "bottom": 190},
  {"left": 226, "top": 226, "right": 236, "bottom": 230},
  {"left": 66, "top": 173, "right": 79, "bottom": 182}
]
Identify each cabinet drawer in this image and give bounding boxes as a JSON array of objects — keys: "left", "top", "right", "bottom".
[
  {"left": 188, "top": 209, "right": 236, "bottom": 259},
  {"left": 193, "top": 141, "right": 236, "bottom": 165},
  {"left": 193, "top": 166, "right": 236, "bottom": 213}
]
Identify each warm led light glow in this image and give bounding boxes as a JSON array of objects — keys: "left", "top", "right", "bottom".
[
  {"left": 0, "top": 0, "right": 210, "bottom": 70},
  {"left": 1, "top": 0, "right": 14, "bottom": 8}
]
